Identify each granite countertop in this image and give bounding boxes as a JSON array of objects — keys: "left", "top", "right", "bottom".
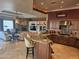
[
  {"left": 50, "top": 33, "right": 77, "bottom": 38},
  {"left": 27, "top": 33, "right": 52, "bottom": 43}
]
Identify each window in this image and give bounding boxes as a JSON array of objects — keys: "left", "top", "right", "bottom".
[{"left": 3, "top": 20, "right": 14, "bottom": 31}]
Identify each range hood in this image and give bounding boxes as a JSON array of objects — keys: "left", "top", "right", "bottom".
[{"left": 60, "top": 21, "right": 71, "bottom": 26}]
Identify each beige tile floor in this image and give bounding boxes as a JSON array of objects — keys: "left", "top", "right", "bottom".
[
  {"left": 0, "top": 41, "right": 26, "bottom": 59},
  {"left": 51, "top": 43, "right": 79, "bottom": 59},
  {"left": 0, "top": 41, "right": 79, "bottom": 59}
]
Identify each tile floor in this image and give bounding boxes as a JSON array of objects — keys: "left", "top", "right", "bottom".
[
  {"left": 0, "top": 41, "right": 79, "bottom": 59},
  {"left": 0, "top": 41, "right": 26, "bottom": 59},
  {"left": 51, "top": 43, "right": 79, "bottom": 59}
]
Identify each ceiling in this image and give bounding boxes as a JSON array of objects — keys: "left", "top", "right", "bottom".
[
  {"left": 0, "top": 0, "right": 47, "bottom": 18},
  {"left": 33, "top": 0, "right": 79, "bottom": 13},
  {"left": 0, "top": 0, "right": 37, "bottom": 18}
]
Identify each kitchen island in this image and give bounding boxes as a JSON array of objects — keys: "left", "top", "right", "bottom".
[{"left": 26, "top": 32, "right": 53, "bottom": 59}]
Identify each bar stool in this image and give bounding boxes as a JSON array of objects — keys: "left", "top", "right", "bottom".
[
  {"left": 26, "top": 47, "right": 34, "bottom": 59},
  {"left": 24, "top": 37, "right": 34, "bottom": 59}
]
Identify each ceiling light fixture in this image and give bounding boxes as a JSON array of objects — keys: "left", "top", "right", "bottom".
[
  {"left": 61, "top": 0, "right": 64, "bottom": 4},
  {"left": 41, "top": 2, "right": 44, "bottom": 5},
  {"left": 76, "top": 4, "right": 79, "bottom": 6}
]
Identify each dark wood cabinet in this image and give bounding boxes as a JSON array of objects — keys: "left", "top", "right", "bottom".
[
  {"left": 75, "top": 39, "right": 79, "bottom": 48},
  {"left": 48, "top": 35, "right": 79, "bottom": 48},
  {"left": 65, "top": 37, "right": 76, "bottom": 46},
  {"left": 34, "top": 42, "right": 52, "bottom": 59}
]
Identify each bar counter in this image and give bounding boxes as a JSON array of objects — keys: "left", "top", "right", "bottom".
[
  {"left": 26, "top": 32, "right": 53, "bottom": 59},
  {"left": 27, "top": 32, "right": 52, "bottom": 43}
]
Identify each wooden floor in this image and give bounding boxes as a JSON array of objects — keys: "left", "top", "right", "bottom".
[{"left": 0, "top": 41, "right": 79, "bottom": 59}]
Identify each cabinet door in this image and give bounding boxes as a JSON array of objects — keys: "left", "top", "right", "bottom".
[
  {"left": 49, "top": 21, "right": 59, "bottom": 29},
  {"left": 34, "top": 42, "right": 52, "bottom": 59},
  {"left": 75, "top": 41, "right": 79, "bottom": 48},
  {"left": 65, "top": 37, "right": 75, "bottom": 46}
]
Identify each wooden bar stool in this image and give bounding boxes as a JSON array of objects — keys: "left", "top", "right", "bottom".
[
  {"left": 26, "top": 47, "right": 34, "bottom": 59},
  {"left": 24, "top": 37, "right": 34, "bottom": 59}
]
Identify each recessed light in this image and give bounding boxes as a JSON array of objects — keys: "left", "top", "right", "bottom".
[
  {"left": 76, "top": 4, "right": 79, "bottom": 6},
  {"left": 41, "top": 2, "right": 44, "bottom": 5},
  {"left": 61, "top": 0, "right": 64, "bottom": 4}
]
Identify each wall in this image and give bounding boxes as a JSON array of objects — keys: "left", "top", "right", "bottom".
[
  {"left": 48, "top": 9, "right": 79, "bottom": 37},
  {"left": 15, "top": 18, "right": 47, "bottom": 31},
  {"left": 48, "top": 9, "right": 79, "bottom": 20}
]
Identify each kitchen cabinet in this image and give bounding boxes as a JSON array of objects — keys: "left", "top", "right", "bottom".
[
  {"left": 75, "top": 39, "right": 79, "bottom": 48},
  {"left": 47, "top": 35, "right": 78, "bottom": 48},
  {"left": 34, "top": 42, "right": 52, "bottom": 59}
]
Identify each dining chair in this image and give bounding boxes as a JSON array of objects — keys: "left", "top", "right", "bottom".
[
  {"left": 6, "top": 29, "right": 13, "bottom": 41},
  {"left": 24, "top": 37, "right": 34, "bottom": 59}
]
